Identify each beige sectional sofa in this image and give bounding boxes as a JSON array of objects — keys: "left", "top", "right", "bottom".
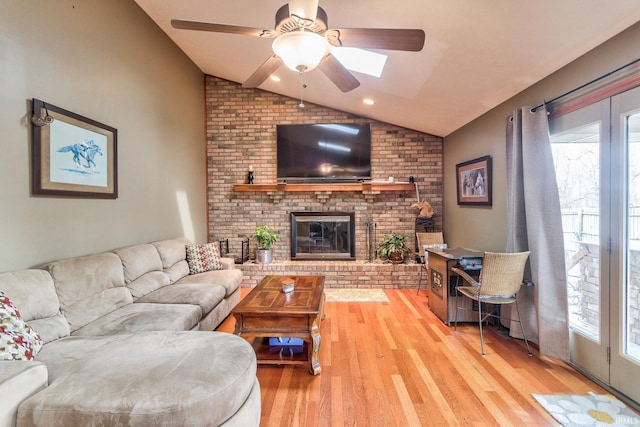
[{"left": 0, "top": 237, "right": 260, "bottom": 427}]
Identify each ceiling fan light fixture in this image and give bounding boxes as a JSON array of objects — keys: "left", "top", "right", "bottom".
[{"left": 272, "top": 30, "right": 329, "bottom": 73}]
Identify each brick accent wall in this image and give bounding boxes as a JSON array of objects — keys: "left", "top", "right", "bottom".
[{"left": 205, "top": 76, "right": 443, "bottom": 287}]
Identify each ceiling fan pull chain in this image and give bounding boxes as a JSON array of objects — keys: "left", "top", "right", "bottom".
[{"left": 299, "top": 71, "right": 307, "bottom": 108}]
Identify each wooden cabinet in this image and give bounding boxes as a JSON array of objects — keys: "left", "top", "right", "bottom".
[{"left": 426, "top": 248, "right": 483, "bottom": 325}]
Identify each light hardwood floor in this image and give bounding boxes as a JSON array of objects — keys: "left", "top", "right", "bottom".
[{"left": 217, "top": 289, "right": 611, "bottom": 426}]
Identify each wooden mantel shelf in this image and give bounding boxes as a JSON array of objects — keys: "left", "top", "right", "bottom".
[{"left": 233, "top": 182, "right": 415, "bottom": 193}]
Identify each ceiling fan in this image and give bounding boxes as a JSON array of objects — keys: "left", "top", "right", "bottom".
[{"left": 171, "top": 0, "right": 425, "bottom": 92}]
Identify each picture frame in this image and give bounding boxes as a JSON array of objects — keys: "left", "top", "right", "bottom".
[
  {"left": 456, "top": 155, "right": 492, "bottom": 206},
  {"left": 31, "top": 98, "right": 117, "bottom": 198}
]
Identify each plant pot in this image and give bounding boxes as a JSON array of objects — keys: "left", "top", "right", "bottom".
[
  {"left": 389, "top": 252, "right": 404, "bottom": 264},
  {"left": 255, "top": 249, "right": 273, "bottom": 264}
]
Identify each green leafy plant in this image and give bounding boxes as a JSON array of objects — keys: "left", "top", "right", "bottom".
[
  {"left": 252, "top": 225, "right": 280, "bottom": 250},
  {"left": 377, "top": 233, "right": 410, "bottom": 262}
]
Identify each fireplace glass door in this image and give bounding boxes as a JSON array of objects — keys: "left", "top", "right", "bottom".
[{"left": 291, "top": 212, "right": 355, "bottom": 260}]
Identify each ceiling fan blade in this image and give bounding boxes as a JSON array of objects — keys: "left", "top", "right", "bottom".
[
  {"left": 171, "top": 19, "right": 277, "bottom": 38},
  {"left": 242, "top": 55, "right": 283, "bottom": 88},
  {"left": 325, "top": 28, "right": 425, "bottom": 52},
  {"left": 318, "top": 54, "right": 360, "bottom": 93}
]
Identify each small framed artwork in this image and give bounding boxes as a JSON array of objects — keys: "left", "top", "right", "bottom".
[
  {"left": 456, "top": 155, "right": 492, "bottom": 206},
  {"left": 31, "top": 98, "right": 117, "bottom": 198}
]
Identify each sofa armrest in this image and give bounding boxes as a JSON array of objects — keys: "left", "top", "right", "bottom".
[
  {"left": 0, "top": 361, "right": 48, "bottom": 427},
  {"left": 219, "top": 257, "right": 236, "bottom": 270}
]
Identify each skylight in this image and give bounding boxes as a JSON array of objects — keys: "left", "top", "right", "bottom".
[{"left": 330, "top": 47, "right": 387, "bottom": 78}]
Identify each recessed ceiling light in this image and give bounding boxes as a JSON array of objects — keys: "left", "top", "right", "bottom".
[
  {"left": 270, "top": 75, "right": 281, "bottom": 82},
  {"left": 363, "top": 98, "right": 375, "bottom": 105}
]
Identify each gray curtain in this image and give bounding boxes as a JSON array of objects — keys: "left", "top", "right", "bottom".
[{"left": 505, "top": 106, "right": 569, "bottom": 361}]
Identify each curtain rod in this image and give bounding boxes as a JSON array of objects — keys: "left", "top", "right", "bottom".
[{"left": 530, "top": 57, "right": 640, "bottom": 113}]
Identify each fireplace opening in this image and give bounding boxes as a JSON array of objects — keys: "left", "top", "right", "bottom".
[{"left": 290, "top": 212, "right": 355, "bottom": 260}]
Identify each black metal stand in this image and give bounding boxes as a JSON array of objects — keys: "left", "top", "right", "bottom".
[
  {"left": 366, "top": 222, "right": 377, "bottom": 262},
  {"left": 238, "top": 238, "right": 249, "bottom": 264},
  {"left": 216, "top": 237, "right": 250, "bottom": 264},
  {"left": 415, "top": 217, "right": 435, "bottom": 232}
]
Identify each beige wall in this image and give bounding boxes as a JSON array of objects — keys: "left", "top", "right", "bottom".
[
  {"left": 443, "top": 22, "right": 640, "bottom": 251},
  {"left": 0, "top": 1, "right": 206, "bottom": 271}
]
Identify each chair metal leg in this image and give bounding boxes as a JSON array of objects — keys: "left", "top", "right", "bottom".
[
  {"left": 416, "top": 265, "right": 424, "bottom": 295},
  {"left": 514, "top": 298, "right": 533, "bottom": 356},
  {"left": 478, "top": 300, "right": 486, "bottom": 356},
  {"left": 453, "top": 289, "right": 460, "bottom": 331}
]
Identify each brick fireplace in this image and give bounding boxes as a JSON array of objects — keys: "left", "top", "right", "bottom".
[{"left": 204, "top": 76, "right": 444, "bottom": 288}]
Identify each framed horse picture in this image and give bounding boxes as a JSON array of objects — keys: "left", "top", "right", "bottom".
[
  {"left": 31, "top": 98, "right": 117, "bottom": 198},
  {"left": 456, "top": 155, "right": 492, "bottom": 206}
]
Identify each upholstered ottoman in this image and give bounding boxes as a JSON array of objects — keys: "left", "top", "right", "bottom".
[{"left": 17, "top": 332, "right": 260, "bottom": 426}]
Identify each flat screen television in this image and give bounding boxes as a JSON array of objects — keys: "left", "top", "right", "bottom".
[{"left": 276, "top": 123, "right": 372, "bottom": 182}]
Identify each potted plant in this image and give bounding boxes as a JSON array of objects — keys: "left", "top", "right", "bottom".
[
  {"left": 252, "top": 225, "right": 280, "bottom": 264},
  {"left": 377, "top": 233, "right": 410, "bottom": 264}
]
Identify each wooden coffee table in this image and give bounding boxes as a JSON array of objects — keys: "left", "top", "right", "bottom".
[{"left": 232, "top": 275, "right": 325, "bottom": 375}]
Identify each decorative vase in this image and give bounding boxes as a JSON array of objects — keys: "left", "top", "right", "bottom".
[{"left": 256, "top": 249, "right": 273, "bottom": 264}]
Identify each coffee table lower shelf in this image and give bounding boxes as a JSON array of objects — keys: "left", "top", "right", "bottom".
[{"left": 251, "top": 337, "right": 309, "bottom": 366}]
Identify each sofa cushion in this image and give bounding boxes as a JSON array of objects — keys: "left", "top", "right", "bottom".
[
  {"left": 136, "top": 283, "right": 226, "bottom": 315},
  {"left": 70, "top": 303, "right": 202, "bottom": 336},
  {"left": 44, "top": 252, "right": 132, "bottom": 333},
  {"left": 113, "top": 242, "right": 173, "bottom": 300},
  {"left": 186, "top": 242, "right": 224, "bottom": 274},
  {"left": 164, "top": 260, "right": 190, "bottom": 283},
  {"left": 0, "top": 270, "right": 69, "bottom": 344},
  {"left": 152, "top": 237, "right": 193, "bottom": 283},
  {"left": 112, "top": 243, "right": 164, "bottom": 284},
  {"left": 152, "top": 237, "right": 191, "bottom": 270},
  {"left": 177, "top": 268, "right": 243, "bottom": 298},
  {"left": 0, "top": 290, "right": 43, "bottom": 360},
  {"left": 125, "top": 271, "right": 171, "bottom": 301},
  {"left": 19, "top": 332, "right": 258, "bottom": 427}
]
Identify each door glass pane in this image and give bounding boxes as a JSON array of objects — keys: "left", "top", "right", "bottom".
[
  {"left": 551, "top": 122, "right": 601, "bottom": 341},
  {"left": 625, "top": 112, "right": 640, "bottom": 362}
]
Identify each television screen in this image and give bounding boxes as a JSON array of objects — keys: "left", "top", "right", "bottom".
[{"left": 276, "top": 123, "right": 372, "bottom": 182}]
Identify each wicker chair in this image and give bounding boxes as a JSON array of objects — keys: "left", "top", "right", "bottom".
[
  {"left": 452, "top": 251, "right": 532, "bottom": 356},
  {"left": 415, "top": 232, "right": 444, "bottom": 295}
]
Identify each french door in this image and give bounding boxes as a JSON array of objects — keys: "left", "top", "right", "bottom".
[
  {"left": 550, "top": 99, "right": 610, "bottom": 384},
  {"left": 550, "top": 86, "right": 640, "bottom": 403},
  {"left": 610, "top": 86, "right": 640, "bottom": 402}
]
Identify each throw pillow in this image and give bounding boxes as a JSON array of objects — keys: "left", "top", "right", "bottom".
[
  {"left": 185, "top": 242, "right": 223, "bottom": 274},
  {"left": 0, "top": 290, "right": 43, "bottom": 360}
]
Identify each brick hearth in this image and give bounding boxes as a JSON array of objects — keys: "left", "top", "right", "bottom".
[{"left": 238, "top": 261, "right": 422, "bottom": 289}]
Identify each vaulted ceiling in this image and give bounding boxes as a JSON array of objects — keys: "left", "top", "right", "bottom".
[{"left": 134, "top": 0, "right": 640, "bottom": 136}]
